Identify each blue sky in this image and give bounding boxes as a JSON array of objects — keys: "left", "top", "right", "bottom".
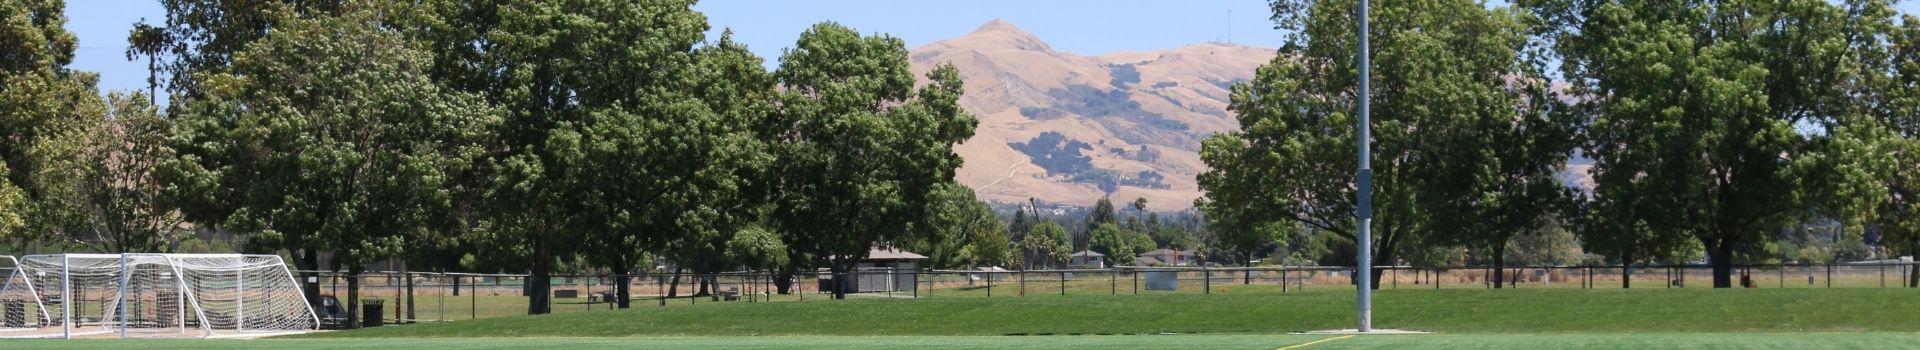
[
  {"left": 63, "top": 0, "right": 1281, "bottom": 97},
  {"left": 60, "top": 0, "right": 1920, "bottom": 98}
]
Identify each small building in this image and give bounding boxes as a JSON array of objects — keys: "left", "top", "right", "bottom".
[
  {"left": 1068, "top": 250, "right": 1107, "bottom": 268},
  {"left": 820, "top": 247, "right": 927, "bottom": 293}
]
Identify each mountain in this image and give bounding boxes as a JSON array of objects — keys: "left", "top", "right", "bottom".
[{"left": 909, "top": 19, "right": 1274, "bottom": 209}]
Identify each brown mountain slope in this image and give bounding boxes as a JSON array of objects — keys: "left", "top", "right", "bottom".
[{"left": 910, "top": 19, "right": 1273, "bottom": 208}]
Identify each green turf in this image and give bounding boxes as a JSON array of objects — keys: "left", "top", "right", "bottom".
[
  {"left": 11, "top": 333, "right": 1920, "bottom": 350},
  {"left": 289, "top": 287, "right": 1920, "bottom": 338}
]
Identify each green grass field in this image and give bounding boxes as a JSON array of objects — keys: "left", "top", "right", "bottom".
[
  {"left": 295, "top": 287, "right": 1920, "bottom": 337},
  {"left": 13, "top": 333, "right": 1920, "bottom": 350},
  {"left": 8, "top": 287, "right": 1919, "bottom": 349}
]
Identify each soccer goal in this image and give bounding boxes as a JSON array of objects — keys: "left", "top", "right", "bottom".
[{"left": 0, "top": 254, "right": 318, "bottom": 339}]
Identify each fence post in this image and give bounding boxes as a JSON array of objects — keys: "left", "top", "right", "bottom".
[
  {"left": 1882, "top": 263, "right": 1888, "bottom": 288},
  {"left": 1204, "top": 267, "right": 1212, "bottom": 295},
  {"left": 1060, "top": 271, "right": 1066, "bottom": 296},
  {"left": 987, "top": 271, "right": 994, "bottom": 298},
  {"left": 1019, "top": 270, "right": 1026, "bottom": 297},
  {"left": 1110, "top": 268, "right": 1117, "bottom": 295},
  {"left": 1281, "top": 268, "right": 1289, "bottom": 293},
  {"left": 1391, "top": 267, "right": 1397, "bottom": 289},
  {"left": 1827, "top": 263, "right": 1833, "bottom": 288},
  {"left": 1133, "top": 270, "right": 1139, "bottom": 294}
]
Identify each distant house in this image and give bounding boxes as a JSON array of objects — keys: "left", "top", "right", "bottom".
[
  {"left": 1138, "top": 249, "right": 1192, "bottom": 266},
  {"left": 1132, "top": 256, "right": 1163, "bottom": 267},
  {"left": 1069, "top": 250, "right": 1106, "bottom": 268},
  {"left": 821, "top": 247, "right": 927, "bottom": 293}
]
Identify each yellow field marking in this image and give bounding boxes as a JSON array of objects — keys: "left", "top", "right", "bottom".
[{"left": 1275, "top": 335, "right": 1356, "bottom": 350}]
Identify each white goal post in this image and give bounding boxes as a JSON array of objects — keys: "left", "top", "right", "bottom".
[{"left": 0, "top": 254, "right": 318, "bottom": 339}]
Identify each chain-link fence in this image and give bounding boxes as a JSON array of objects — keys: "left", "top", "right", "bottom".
[{"left": 289, "top": 262, "right": 1917, "bottom": 327}]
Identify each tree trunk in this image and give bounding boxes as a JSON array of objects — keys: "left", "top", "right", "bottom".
[
  {"left": 667, "top": 266, "right": 683, "bottom": 298},
  {"left": 1491, "top": 244, "right": 1507, "bottom": 289},
  {"left": 452, "top": 275, "right": 461, "bottom": 296},
  {"left": 774, "top": 266, "right": 794, "bottom": 295},
  {"left": 1708, "top": 238, "right": 1734, "bottom": 288},
  {"left": 298, "top": 250, "right": 321, "bottom": 316},
  {"left": 528, "top": 239, "right": 554, "bottom": 314},
  {"left": 1620, "top": 250, "right": 1634, "bottom": 289},
  {"left": 832, "top": 258, "right": 852, "bottom": 300},
  {"left": 612, "top": 264, "right": 632, "bottom": 309},
  {"left": 345, "top": 270, "right": 361, "bottom": 329}
]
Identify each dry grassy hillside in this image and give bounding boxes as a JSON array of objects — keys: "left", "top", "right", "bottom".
[{"left": 910, "top": 19, "right": 1274, "bottom": 208}]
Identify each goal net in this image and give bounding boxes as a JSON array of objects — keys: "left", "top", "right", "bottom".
[{"left": 0, "top": 254, "right": 318, "bottom": 338}]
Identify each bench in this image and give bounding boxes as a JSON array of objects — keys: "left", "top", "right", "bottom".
[{"left": 553, "top": 289, "right": 579, "bottom": 299}]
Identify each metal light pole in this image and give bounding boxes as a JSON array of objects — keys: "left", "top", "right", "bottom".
[{"left": 1354, "top": 0, "right": 1374, "bottom": 333}]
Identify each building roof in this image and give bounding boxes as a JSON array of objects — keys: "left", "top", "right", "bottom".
[
  {"left": 1140, "top": 248, "right": 1182, "bottom": 257},
  {"left": 867, "top": 247, "right": 928, "bottom": 260},
  {"left": 1134, "top": 256, "right": 1163, "bottom": 266},
  {"left": 1070, "top": 250, "right": 1106, "bottom": 258}
]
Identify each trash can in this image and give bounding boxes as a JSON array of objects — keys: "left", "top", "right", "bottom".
[{"left": 361, "top": 299, "right": 384, "bottom": 328}]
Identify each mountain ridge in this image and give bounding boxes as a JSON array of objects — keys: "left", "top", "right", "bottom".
[{"left": 909, "top": 19, "right": 1275, "bottom": 209}]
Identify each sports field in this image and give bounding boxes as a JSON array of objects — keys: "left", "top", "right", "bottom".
[
  {"left": 12, "top": 333, "right": 1920, "bottom": 350},
  {"left": 6, "top": 287, "right": 1918, "bottom": 349}
]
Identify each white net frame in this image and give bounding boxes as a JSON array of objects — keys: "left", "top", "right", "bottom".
[{"left": 0, "top": 254, "right": 318, "bottom": 339}]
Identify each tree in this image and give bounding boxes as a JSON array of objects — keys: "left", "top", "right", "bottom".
[
  {"left": 1527, "top": 0, "right": 1880, "bottom": 287},
  {"left": 1087, "top": 223, "right": 1133, "bottom": 260},
  {"left": 1407, "top": 3, "right": 1579, "bottom": 289},
  {"left": 767, "top": 22, "right": 976, "bottom": 299},
  {"left": 1087, "top": 197, "right": 1117, "bottom": 234},
  {"left": 146, "top": 0, "right": 346, "bottom": 97},
  {"left": 905, "top": 182, "right": 1002, "bottom": 269},
  {"left": 73, "top": 91, "right": 184, "bottom": 253},
  {"left": 1020, "top": 222, "right": 1071, "bottom": 269},
  {"left": 1, "top": 0, "right": 97, "bottom": 253},
  {"left": 400, "top": 0, "right": 764, "bottom": 311},
  {"left": 125, "top": 20, "right": 168, "bottom": 104},
  {"left": 159, "top": 8, "right": 500, "bottom": 326},
  {"left": 1860, "top": 8, "right": 1920, "bottom": 287},
  {"left": 964, "top": 220, "right": 1017, "bottom": 268},
  {"left": 1202, "top": 197, "right": 1285, "bottom": 283},
  {"left": 1202, "top": 0, "right": 1530, "bottom": 288}
]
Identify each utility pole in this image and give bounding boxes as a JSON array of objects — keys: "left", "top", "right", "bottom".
[{"left": 1354, "top": 0, "right": 1375, "bottom": 333}]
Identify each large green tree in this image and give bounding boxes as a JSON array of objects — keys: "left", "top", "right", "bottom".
[
  {"left": 0, "top": 0, "right": 96, "bottom": 253},
  {"left": 160, "top": 8, "right": 499, "bottom": 325},
  {"left": 766, "top": 22, "right": 976, "bottom": 299},
  {"left": 1202, "top": 0, "right": 1541, "bottom": 287},
  {"left": 146, "top": 0, "right": 346, "bottom": 97},
  {"left": 1860, "top": 8, "right": 1920, "bottom": 287},
  {"left": 1409, "top": 5, "right": 1580, "bottom": 289},
  {"left": 401, "top": 0, "right": 769, "bottom": 312},
  {"left": 73, "top": 91, "right": 183, "bottom": 253},
  {"left": 1528, "top": 0, "right": 1885, "bottom": 287}
]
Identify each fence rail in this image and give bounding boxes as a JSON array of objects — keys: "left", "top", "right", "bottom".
[{"left": 249, "top": 262, "right": 1915, "bottom": 327}]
